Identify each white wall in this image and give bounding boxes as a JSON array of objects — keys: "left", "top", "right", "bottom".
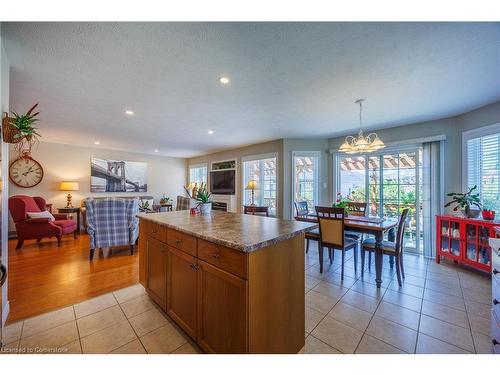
[
  {"left": 1, "top": 26, "right": 11, "bottom": 325},
  {"left": 8, "top": 141, "right": 187, "bottom": 232}
]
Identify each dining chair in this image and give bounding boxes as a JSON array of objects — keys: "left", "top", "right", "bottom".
[
  {"left": 294, "top": 201, "right": 318, "bottom": 254},
  {"left": 244, "top": 205, "right": 269, "bottom": 217},
  {"left": 361, "top": 208, "right": 409, "bottom": 286},
  {"left": 315, "top": 206, "right": 358, "bottom": 277},
  {"left": 346, "top": 202, "right": 368, "bottom": 217},
  {"left": 345, "top": 202, "right": 368, "bottom": 241}
]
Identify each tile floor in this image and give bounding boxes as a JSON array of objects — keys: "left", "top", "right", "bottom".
[
  {"left": 0, "top": 284, "right": 201, "bottom": 354},
  {"left": 0, "top": 243, "right": 494, "bottom": 354},
  {"left": 302, "top": 243, "right": 493, "bottom": 354}
]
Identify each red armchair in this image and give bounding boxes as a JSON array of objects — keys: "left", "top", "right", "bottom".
[{"left": 9, "top": 195, "right": 78, "bottom": 249}]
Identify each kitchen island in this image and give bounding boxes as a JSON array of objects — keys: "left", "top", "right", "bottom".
[{"left": 137, "top": 210, "right": 316, "bottom": 354}]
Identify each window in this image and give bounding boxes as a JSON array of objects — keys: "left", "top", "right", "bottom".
[
  {"left": 293, "top": 152, "right": 319, "bottom": 214},
  {"left": 242, "top": 154, "right": 277, "bottom": 216},
  {"left": 189, "top": 164, "right": 207, "bottom": 186},
  {"left": 336, "top": 150, "right": 423, "bottom": 253},
  {"left": 464, "top": 126, "right": 500, "bottom": 212}
]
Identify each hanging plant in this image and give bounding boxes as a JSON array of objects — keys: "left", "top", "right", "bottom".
[{"left": 8, "top": 103, "right": 42, "bottom": 159}]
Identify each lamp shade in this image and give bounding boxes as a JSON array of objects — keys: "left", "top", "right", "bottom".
[
  {"left": 245, "top": 180, "right": 257, "bottom": 190},
  {"left": 60, "top": 181, "right": 80, "bottom": 191}
]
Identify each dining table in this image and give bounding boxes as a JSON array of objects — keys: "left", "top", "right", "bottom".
[{"left": 295, "top": 214, "right": 398, "bottom": 288}]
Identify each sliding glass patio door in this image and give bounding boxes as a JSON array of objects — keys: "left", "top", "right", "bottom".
[
  {"left": 337, "top": 149, "right": 423, "bottom": 253},
  {"left": 292, "top": 152, "right": 319, "bottom": 215}
]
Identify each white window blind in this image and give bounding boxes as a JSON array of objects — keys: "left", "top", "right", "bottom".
[{"left": 466, "top": 132, "right": 500, "bottom": 212}]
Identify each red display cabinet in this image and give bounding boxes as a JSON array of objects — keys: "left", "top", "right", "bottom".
[{"left": 436, "top": 215, "right": 499, "bottom": 272}]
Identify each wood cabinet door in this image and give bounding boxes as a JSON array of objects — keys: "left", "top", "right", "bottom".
[
  {"left": 167, "top": 246, "right": 198, "bottom": 339},
  {"left": 197, "top": 260, "right": 248, "bottom": 353},
  {"left": 146, "top": 237, "right": 167, "bottom": 310}
]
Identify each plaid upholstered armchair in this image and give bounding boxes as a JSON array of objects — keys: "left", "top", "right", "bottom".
[{"left": 85, "top": 197, "right": 140, "bottom": 261}]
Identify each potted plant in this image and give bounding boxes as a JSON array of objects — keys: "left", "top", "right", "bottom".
[
  {"left": 159, "top": 195, "right": 171, "bottom": 206},
  {"left": 482, "top": 207, "right": 496, "bottom": 221},
  {"left": 196, "top": 185, "right": 212, "bottom": 215},
  {"left": 5, "top": 103, "right": 42, "bottom": 158},
  {"left": 332, "top": 193, "right": 352, "bottom": 214},
  {"left": 445, "top": 185, "right": 482, "bottom": 218}
]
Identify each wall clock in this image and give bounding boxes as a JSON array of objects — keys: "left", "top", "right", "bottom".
[{"left": 9, "top": 157, "right": 44, "bottom": 188}]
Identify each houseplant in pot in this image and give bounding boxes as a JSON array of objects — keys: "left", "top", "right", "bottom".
[
  {"left": 196, "top": 185, "right": 212, "bottom": 215},
  {"left": 159, "top": 195, "right": 171, "bottom": 206},
  {"left": 332, "top": 192, "right": 352, "bottom": 215},
  {"left": 445, "top": 185, "right": 482, "bottom": 218},
  {"left": 7, "top": 103, "right": 42, "bottom": 158}
]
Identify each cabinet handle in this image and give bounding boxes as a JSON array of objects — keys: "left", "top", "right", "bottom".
[
  {"left": 494, "top": 299, "right": 499, "bottom": 305},
  {"left": 176, "top": 239, "right": 182, "bottom": 245},
  {"left": 213, "top": 253, "right": 220, "bottom": 259},
  {"left": 493, "top": 339, "right": 499, "bottom": 346},
  {"left": 190, "top": 263, "right": 199, "bottom": 270},
  {"left": 493, "top": 268, "right": 499, "bottom": 275}
]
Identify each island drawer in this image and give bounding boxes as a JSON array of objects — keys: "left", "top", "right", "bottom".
[
  {"left": 167, "top": 229, "right": 197, "bottom": 256},
  {"left": 198, "top": 239, "right": 247, "bottom": 279},
  {"left": 142, "top": 220, "right": 167, "bottom": 243}
]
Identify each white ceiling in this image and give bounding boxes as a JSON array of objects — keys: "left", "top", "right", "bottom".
[{"left": 3, "top": 22, "right": 500, "bottom": 158}]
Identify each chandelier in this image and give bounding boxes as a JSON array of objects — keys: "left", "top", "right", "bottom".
[{"left": 339, "top": 99, "right": 385, "bottom": 154}]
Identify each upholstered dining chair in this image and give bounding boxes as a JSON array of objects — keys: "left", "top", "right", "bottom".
[
  {"left": 315, "top": 206, "right": 358, "bottom": 277},
  {"left": 85, "top": 197, "right": 139, "bottom": 261},
  {"left": 294, "top": 200, "right": 318, "bottom": 254},
  {"left": 176, "top": 195, "right": 191, "bottom": 211},
  {"left": 361, "top": 208, "right": 409, "bottom": 286},
  {"left": 346, "top": 202, "right": 368, "bottom": 217},
  {"left": 243, "top": 205, "right": 269, "bottom": 216}
]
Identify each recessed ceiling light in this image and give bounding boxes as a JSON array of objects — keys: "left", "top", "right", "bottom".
[
  {"left": 154, "top": 149, "right": 159, "bottom": 153},
  {"left": 218, "top": 77, "right": 230, "bottom": 85},
  {"left": 208, "top": 130, "right": 214, "bottom": 135},
  {"left": 94, "top": 141, "right": 100, "bottom": 145},
  {"left": 125, "top": 110, "right": 134, "bottom": 116}
]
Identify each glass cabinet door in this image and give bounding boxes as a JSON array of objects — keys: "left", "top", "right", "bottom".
[
  {"left": 477, "top": 225, "right": 492, "bottom": 266},
  {"left": 465, "top": 223, "right": 477, "bottom": 261},
  {"left": 440, "top": 220, "right": 450, "bottom": 254}
]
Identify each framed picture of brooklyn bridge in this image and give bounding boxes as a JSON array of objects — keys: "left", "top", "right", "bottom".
[{"left": 90, "top": 157, "right": 148, "bottom": 192}]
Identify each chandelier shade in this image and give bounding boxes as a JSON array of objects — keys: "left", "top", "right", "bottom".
[{"left": 338, "top": 99, "right": 385, "bottom": 154}]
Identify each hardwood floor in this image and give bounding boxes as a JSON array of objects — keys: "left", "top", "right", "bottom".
[{"left": 7, "top": 233, "right": 139, "bottom": 323}]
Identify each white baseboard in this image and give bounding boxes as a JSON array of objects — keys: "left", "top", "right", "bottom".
[{"left": 2, "top": 300, "right": 9, "bottom": 326}]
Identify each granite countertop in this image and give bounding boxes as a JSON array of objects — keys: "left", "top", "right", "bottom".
[{"left": 137, "top": 210, "right": 318, "bottom": 252}]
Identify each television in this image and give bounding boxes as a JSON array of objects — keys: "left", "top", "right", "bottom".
[{"left": 210, "top": 170, "right": 235, "bottom": 195}]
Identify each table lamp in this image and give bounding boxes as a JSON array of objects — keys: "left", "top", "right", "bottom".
[
  {"left": 245, "top": 180, "right": 257, "bottom": 206},
  {"left": 60, "top": 181, "right": 80, "bottom": 208}
]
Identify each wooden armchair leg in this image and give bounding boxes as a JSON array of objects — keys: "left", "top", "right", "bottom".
[
  {"left": 15, "top": 239, "right": 24, "bottom": 249},
  {"left": 130, "top": 244, "right": 134, "bottom": 255},
  {"left": 89, "top": 248, "right": 95, "bottom": 261},
  {"left": 57, "top": 236, "right": 62, "bottom": 247},
  {"left": 74, "top": 231, "right": 78, "bottom": 239},
  {"left": 36, "top": 238, "right": 42, "bottom": 243}
]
